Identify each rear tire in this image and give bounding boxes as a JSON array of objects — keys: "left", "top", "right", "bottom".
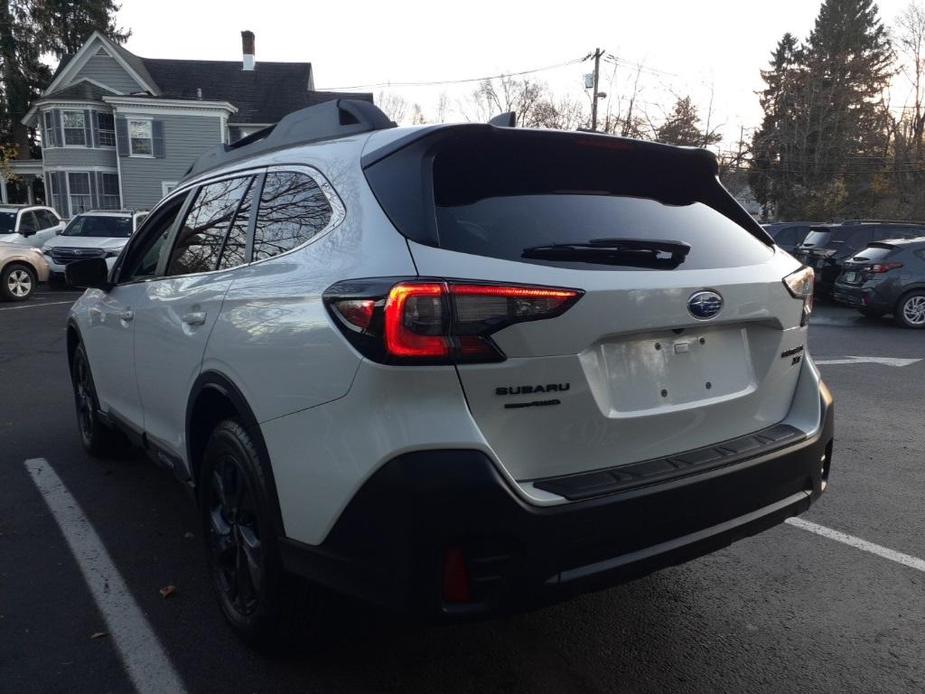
[
  {"left": 70, "top": 343, "right": 127, "bottom": 456},
  {"left": 1, "top": 263, "right": 36, "bottom": 301},
  {"left": 894, "top": 291, "right": 925, "bottom": 329},
  {"left": 199, "top": 419, "right": 311, "bottom": 649}
]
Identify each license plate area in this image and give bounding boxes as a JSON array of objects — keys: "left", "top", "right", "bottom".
[
  {"left": 843, "top": 271, "right": 860, "bottom": 284},
  {"left": 580, "top": 327, "right": 757, "bottom": 416}
]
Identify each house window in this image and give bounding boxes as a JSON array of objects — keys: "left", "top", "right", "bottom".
[
  {"left": 97, "top": 113, "right": 116, "bottom": 147},
  {"left": 162, "top": 181, "right": 178, "bottom": 197},
  {"left": 43, "top": 111, "right": 57, "bottom": 147},
  {"left": 68, "top": 172, "right": 92, "bottom": 214},
  {"left": 99, "top": 173, "right": 121, "bottom": 209},
  {"left": 62, "top": 110, "right": 86, "bottom": 146},
  {"left": 129, "top": 119, "right": 153, "bottom": 156}
]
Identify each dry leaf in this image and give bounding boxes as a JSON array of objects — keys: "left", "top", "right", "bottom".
[
  {"left": 159, "top": 585, "right": 177, "bottom": 599},
  {"left": 90, "top": 632, "right": 108, "bottom": 640}
]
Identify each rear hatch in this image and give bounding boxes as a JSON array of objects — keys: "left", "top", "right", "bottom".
[
  {"left": 837, "top": 243, "right": 900, "bottom": 286},
  {"left": 363, "top": 127, "right": 808, "bottom": 482}
]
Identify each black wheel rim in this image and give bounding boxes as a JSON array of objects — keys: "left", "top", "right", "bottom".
[
  {"left": 207, "top": 456, "right": 263, "bottom": 616},
  {"left": 74, "top": 355, "right": 94, "bottom": 443}
]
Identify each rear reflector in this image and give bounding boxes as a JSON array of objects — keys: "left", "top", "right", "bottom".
[
  {"left": 324, "top": 278, "right": 583, "bottom": 364},
  {"left": 442, "top": 547, "right": 471, "bottom": 604}
]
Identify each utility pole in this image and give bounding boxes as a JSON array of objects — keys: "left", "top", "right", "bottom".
[{"left": 591, "top": 48, "right": 602, "bottom": 132}]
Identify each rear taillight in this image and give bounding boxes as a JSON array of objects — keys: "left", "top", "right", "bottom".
[
  {"left": 783, "top": 266, "right": 814, "bottom": 326},
  {"left": 864, "top": 262, "right": 903, "bottom": 276},
  {"left": 324, "top": 278, "right": 583, "bottom": 364}
]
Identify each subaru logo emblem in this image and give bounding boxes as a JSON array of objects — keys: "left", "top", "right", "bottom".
[{"left": 688, "top": 290, "right": 723, "bottom": 320}]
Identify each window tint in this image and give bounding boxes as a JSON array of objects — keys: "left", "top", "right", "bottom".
[
  {"left": 217, "top": 180, "right": 254, "bottom": 271},
  {"left": 428, "top": 138, "right": 770, "bottom": 270},
  {"left": 775, "top": 227, "right": 798, "bottom": 245},
  {"left": 802, "top": 230, "right": 831, "bottom": 247},
  {"left": 252, "top": 172, "right": 332, "bottom": 261},
  {"left": 119, "top": 194, "right": 187, "bottom": 282},
  {"left": 20, "top": 212, "right": 38, "bottom": 232},
  {"left": 37, "top": 210, "right": 59, "bottom": 228},
  {"left": 166, "top": 177, "right": 253, "bottom": 276}
]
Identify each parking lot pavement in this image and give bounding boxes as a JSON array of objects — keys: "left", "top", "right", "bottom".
[{"left": 1, "top": 296, "right": 924, "bottom": 693}]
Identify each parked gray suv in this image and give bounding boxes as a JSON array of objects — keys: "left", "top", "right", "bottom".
[{"left": 832, "top": 238, "right": 925, "bottom": 327}]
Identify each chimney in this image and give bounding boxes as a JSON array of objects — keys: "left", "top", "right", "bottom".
[{"left": 241, "top": 30, "right": 255, "bottom": 71}]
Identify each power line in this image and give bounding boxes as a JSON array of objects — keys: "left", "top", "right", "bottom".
[{"left": 319, "top": 56, "right": 587, "bottom": 91}]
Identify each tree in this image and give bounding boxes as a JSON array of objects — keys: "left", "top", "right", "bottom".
[
  {"left": 750, "top": 0, "right": 895, "bottom": 219},
  {"left": 655, "top": 96, "right": 721, "bottom": 146},
  {"left": 0, "top": 0, "right": 128, "bottom": 155},
  {"left": 750, "top": 33, "right": 808, "bottom": 217},
  {"left": 32, "top": 0, "right": 130, "bottom": 59}
]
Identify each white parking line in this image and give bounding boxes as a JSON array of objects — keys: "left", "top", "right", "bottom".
[
  {"left": 814, "top": 356, "right": 922, "bottom": 367},
  {"left": 0, "top": 300, "right": 74, "bottom": 312},
  {"left": 786, "top": 517, "right": 925, "bottom": 573},
  {"left": 24, "top": 458, "right": 187, "bottom": 694}
]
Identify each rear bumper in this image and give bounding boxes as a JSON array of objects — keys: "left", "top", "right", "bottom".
[
  {"left": 280, "top": 388, "right": 834, "bottom": 619},
  {"left": 832, "top": 282, "right": 893, "bottom": 311}
]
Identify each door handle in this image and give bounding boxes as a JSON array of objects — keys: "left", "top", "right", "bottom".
[
  {"left": 181, "top": 311, "right": 207, "bottom": 326},
  {"left": 120, "top": 310, "right": 134, "bottom": 322}
]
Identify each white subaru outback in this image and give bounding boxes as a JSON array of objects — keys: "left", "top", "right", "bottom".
[{"left": 65, "top": 100, "right": 833, "bottom": 646}]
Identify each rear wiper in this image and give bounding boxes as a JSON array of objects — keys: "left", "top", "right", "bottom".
[{"left": 522, "top": 238, "right": 691, "bottom": 269}]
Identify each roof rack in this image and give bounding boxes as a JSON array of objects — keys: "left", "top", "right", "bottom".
[{"left": 183, "top": 99, "right": 396, "bottom": 181}]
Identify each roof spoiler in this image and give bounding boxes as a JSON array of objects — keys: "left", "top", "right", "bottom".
[{"left": 183, "top": 99, "right": 396, "bottom": 180}]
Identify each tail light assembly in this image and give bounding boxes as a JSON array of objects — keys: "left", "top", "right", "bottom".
[
  {"left": 861, "top": 261, "right": 903, "bottom": 279},
  {"left": 783, "top": 266, "right": 814, "bottom": 326},
  {"left": 324, "top": 278, "right": 583, "bottom": 364}
]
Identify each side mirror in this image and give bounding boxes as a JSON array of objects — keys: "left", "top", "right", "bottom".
[{"left": 66, "top": 258, "right": 111, "bottom": 290}]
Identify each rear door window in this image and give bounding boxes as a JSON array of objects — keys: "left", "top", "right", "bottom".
[
  {"left": 252, "top": 171, "right": 333, "bottom": 261},
  {"left": 166, "top": 176, "right": 253, "bottom": 276}
]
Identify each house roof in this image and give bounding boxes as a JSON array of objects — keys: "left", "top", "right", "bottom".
[
  {"left": 45, "top": 81, "right": 118, "bottom": 102},
  {"left": 43, "top": 42, "right": 372, "bottom": 124},
  {"left": 140, "top": 59, "right": 314, "bottom": 123}
]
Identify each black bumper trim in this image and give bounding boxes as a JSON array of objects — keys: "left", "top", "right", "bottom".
[
  {"left": 552, "top": 491, "right": 809, "bottom": 584},
  {"left": 279, "top": 394, "right": 833, "bottom": 620},
  {"left": 533, "top": 423, "right": 803, "bottom": 501}
]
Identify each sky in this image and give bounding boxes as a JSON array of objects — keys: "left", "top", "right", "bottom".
[{"left": 113, "top": 0, "right": 915, "bottom": 146}]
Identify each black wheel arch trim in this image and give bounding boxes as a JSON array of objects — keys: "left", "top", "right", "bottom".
[{"left": 186, "top": 370, "right": 286, "bottom": 538}]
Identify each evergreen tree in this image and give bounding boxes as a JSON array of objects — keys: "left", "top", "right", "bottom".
[
  {"left": 655, "top": 96, "right": 721, "bottom": 147},
  {"left": 802, "top": 0, "right": 893, "bottom": 216},
  {"left": 752, "top": 0, "right": 894, "bottom": 219},
  {"left": 0, "top": 0, "right": 51, "bottom": 153},
  {"left": 33, "top": 0, "right": 130, "bottom": 59},
  {"left": 751, "top": 33, "right": 807, "bottom": 218},
  {"left": 0, "top": 0, "right": 128, "bottom": 154}
]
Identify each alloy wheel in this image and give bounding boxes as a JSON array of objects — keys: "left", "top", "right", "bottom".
[
  {"left": 74, "top": 355, "right": 95, "bottom": 442},
  {"left": 7, "top": 269, "right": 32, "bottom": 298},
  {"left": 207, "top": 457, "right": 264, "bottom": 616},
  {"left": 902, "top": 295, "right": 925, "bottom": 326}
]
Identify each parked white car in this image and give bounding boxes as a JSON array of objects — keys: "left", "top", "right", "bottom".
[
  {"left": 64, "top": 99, "right": 833, "bottom": 647},
  {"left": 43, "top": 210, "right": 147, "bottom": 283},
  {"left": 0, "top": 205, "right": 64, "bottom": 248}
]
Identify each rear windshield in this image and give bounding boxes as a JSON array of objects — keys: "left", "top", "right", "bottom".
[
  {"left": 0, "top": 212, "right": 16, "bottom": 233},
  {"left": 429, "top": 136, "right": 771, "bottom": 271},
  {"left": 851, "top": 245, "right": 894, "bottom": 263},
  {"left": 434, "top": 195, "right": 771, "bottom": 270},
  {"left": 63, "top": 215, "right": 133, "bottom": 238},
  {"left": 801, "top": 230, "right": 832, "bottom": 247}
]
